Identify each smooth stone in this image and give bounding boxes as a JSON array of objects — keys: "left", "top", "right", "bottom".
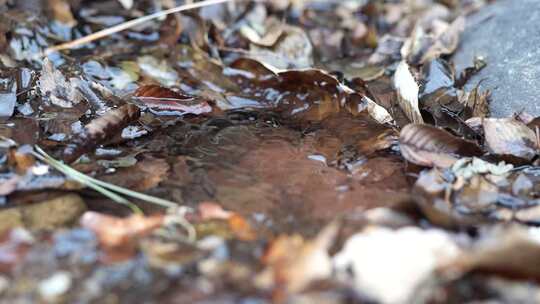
[
  {"left": 453, "top": 0, "right": 540, "bottom": 117},
  {"left": 0, "top": 93, "right": 16, "bottom": 117},
  {"left": 0, "top": 194, "right": 87, "bottom": 233}
]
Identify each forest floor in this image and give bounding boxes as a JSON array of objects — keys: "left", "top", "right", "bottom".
[{"left": 0, "top": 0, "right": 540, "bottom": 303}]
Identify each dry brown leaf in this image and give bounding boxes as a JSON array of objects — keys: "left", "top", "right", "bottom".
[
  {"left": 198, "top": 202, "right": 233, "bottom": 220},
  {"left": 197, "top": 202, "right": 256, "bottom": 241},
  {"left": 483, "top": 118, "right": 538, "bottom": 161},
  {"left": 248, "top": 25, "right": 313, "bottom": 70},
  {"left": 240, "top": 20, "right": 285, "bottom": 47},
  {"left": 255, "top": 223, "right": 338, "bottom": 297},
  {"left": 465, "top": 85, "right": 491, "bottom": 118},
  {"left": 448, "top": 226, "right": 540, "bottom": 281},
  {"left": 399, "top": 124, "right": 483, "bottom": 168},
  {"left": 8, "top": 148, "right": 35, "bottom": 173},
  {"left": 527, "top": 117, "right": 540, "bottom": 131},
  {"left": 427, "top": 16, "right": 465, "bottom": 60},
  {"left": 47, "top": 0, "right": 76, "bottom": 26},
  {"left": 403, "top": 16, "right": 465, "bottom": 65},
  {"left": 80, "top": 211, "right": 164, "bottom": 248},
  {"left": 394, "top": 61, "right": 423, "bottom": 123},
  {"left": 334, "top": 226, "right": 460, "bottom": 304},
  {"left": 39, "top": 58, "right": 84, "bottom": 108},
  {"left": 228, "top": 214, "right": 256, "bottom": 241}
]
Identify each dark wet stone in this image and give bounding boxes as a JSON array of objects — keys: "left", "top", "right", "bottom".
[{"left": 453, "top": 0, "right": 540, "bottom": 117}]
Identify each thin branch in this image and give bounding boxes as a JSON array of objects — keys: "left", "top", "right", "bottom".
[{"left": 43, "top": 0, "right": 235, "bottom": 55}]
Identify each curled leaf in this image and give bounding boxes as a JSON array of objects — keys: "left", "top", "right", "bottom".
[
  {"left": 247, "top": 25, "right": 313, "bottom": 70},
  {"left": 403, "top": 16, "right": 465, "bottom": 65},
  {"left": 399, "top": 124, "right": 482, "bottom": 168},
  {"left": 134, "top": 85, "right": 212, "bottom": 116},
  {"left": 39, "top": 59, "right": 83, "bottom": 108},
  {"left": 63, "top": 104, "right": 141, "bottom": 163},
  {"left": 394, "top": 61, "right": 423, "bottom": 123}
]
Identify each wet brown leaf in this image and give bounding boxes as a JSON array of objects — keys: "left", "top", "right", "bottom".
[
  {"left": 100, "top": 157, "right": 169, "bottom": 192},
  {"left": 412, "top": 161, "right": 540, "bottom": 228},
  {"left": 134, "top": 84, "right": 212, "bottom": 116},
  {"left": 399, "top": 124, "right": 483, "bottom": 168},
  {"left": 483, "top": 118, "right": 539, "bottom": 161},
  {"left": 63, "top": 104, "right": 141, "bottom": 163}
]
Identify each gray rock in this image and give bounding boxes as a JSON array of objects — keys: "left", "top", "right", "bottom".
[
  {"left": 0, "top": 92, "right": 16, "bottom": 117},
  {"left": 453, "top": 0, "right": 540, "bottom": 117}
]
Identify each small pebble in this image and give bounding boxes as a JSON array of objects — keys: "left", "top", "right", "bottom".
[{"left": 38, "top": 271, "right": 72, "bottom": 300}]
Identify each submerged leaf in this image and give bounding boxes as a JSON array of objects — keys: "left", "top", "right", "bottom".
[
  {"left": 399, "top": 124, "right": 482, "bottom": 168},
  {"left": 100, "top": 158, "right": 169, "bottom": 192}
]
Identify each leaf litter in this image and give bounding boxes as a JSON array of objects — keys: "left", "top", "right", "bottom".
[{"left": 0, "top": 0, "right": 540, "bottom": 303}]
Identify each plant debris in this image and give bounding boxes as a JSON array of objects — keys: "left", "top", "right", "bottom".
[{"left": 1, "top": 0, "right": 540, "bottom": 303}]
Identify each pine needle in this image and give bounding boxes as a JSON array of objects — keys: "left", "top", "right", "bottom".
[
  {"left": 33, "top": 146, "right": 197, "bottom": 241},
  {"left": 43, "top": 0, "right": 235, "bottom": 55},
  {"left": 33, "top": 146, "right": 181, "bottom": 208}
]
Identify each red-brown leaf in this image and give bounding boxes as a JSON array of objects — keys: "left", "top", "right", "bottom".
[{"left": 134, "top": 85, "right": 212, "bottom": 115}]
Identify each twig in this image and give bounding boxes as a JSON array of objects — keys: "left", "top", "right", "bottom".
[{"left": 43, "top": 0, "right": 235, "bottom": 56}]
